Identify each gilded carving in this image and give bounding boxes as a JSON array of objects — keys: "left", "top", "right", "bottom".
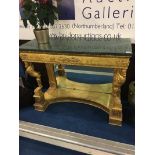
[
  {"left": 58, "top": 64, "right": 65, "bottom": 76},
  {"left": 57, "top": 57, "right": 80, "bottom": 64},
  {"left": 34, "top": 87, "right": 45, "bottom": 104},
  {"left": 45, "top": 63, "right": 57, "bottom": 87},
  {"left": 109, "top": 68, "right": 127, "bottom": 125},
  {"left": 112, "top": 69, "right": 127, "bottom": 99},
  {"left": 24, "top": 62, "right": 43, "bottom": 88},
  {"left": 24, "top": 62, "right": 45, "bottom": 105},
  {"left": 116, "top": 59, "right": 129, "bottom": 67},
  {"left": 111, "top": 109, "right": 122, "bottom": 118}
]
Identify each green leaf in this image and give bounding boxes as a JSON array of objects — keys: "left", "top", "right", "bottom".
[
  {"left": 23, "top": 10, "right": 31, "bottom": 18},
  {"left": 21, "top": 0, "right": 58, "bottom": 28},
  {"left": 37, "top": 8, "right": 46, "bottom": 20},
  {"left": 49, "top": 16, "right": 54, "bottom": 26},
  {"left": 23, "top": 19, "right": 28, "bottom": 28},
  {"left": 44, "top": 18, "right": 49, "bottom": 26},
  {"left": 29, "top": 15, "right": 37, "bottom": 29},
  {"left": 52, "top": 6, "right": 58, "bottom": 13}
]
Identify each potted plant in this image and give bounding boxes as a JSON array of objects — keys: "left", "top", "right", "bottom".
[{"left": 20, "top": 0, "right": 58, "bottom": 44}]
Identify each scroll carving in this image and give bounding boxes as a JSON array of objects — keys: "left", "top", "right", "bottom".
[
  {"left": 109, "top": 68, "right": 127, "bottom": 125},
  {"left": 112, "top": 68, "right": 127, "bottom": 106},
  {"left": 24, "top": 62, "right": 45, "bottom": 105}
]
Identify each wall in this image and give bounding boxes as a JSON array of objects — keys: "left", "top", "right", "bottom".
[{"left": 19, "top": 0, "right": 135, "bottom": 42}]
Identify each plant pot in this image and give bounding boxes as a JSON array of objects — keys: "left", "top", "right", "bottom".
[
  {"left": 33, "top": 28, "right": 49, "bottom": 44},
  {"left": 38, "top": 43, "right": 51, "bottom": 50}
]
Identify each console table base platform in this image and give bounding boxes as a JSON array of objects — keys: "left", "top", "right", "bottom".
[{"left": 34, "top": 76, "right": 121, "bottom": 126}]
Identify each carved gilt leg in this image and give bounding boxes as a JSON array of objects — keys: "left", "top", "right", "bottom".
[
  {"left": 24, "top": 62, "right": 46, "bottom": 111},
  {"left": 109, "top": 68, "right": 127, "bottom": 126},
  {"left": 44, "top": 63, "right": 57, "bottom": 101},
  {"left": 58, "top": 64, "right": 65, "bottom": 76},
  {"left": 45, "top": 63, "right": 57, "bottom": 88}
]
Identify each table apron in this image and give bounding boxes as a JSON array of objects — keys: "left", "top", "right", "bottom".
[{"left": 20, "top": 53, "right": 130, "bottom": 69}]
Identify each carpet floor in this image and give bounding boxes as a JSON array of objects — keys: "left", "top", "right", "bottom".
[{"left": 19, "top": 66, "right": 134, "bottom": 155}]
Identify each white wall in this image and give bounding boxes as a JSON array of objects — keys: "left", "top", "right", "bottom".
[{"left": 19, "top": 0, "right": 135, "bottom": 42}]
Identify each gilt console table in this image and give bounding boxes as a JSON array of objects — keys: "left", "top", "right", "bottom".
[{"left": 19, "top": 37, "right": 132, "bottom": 126}]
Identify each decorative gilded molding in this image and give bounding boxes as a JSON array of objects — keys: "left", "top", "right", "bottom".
[{"left": 20, "top": 52, "right": 130, "bottom": 68}]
